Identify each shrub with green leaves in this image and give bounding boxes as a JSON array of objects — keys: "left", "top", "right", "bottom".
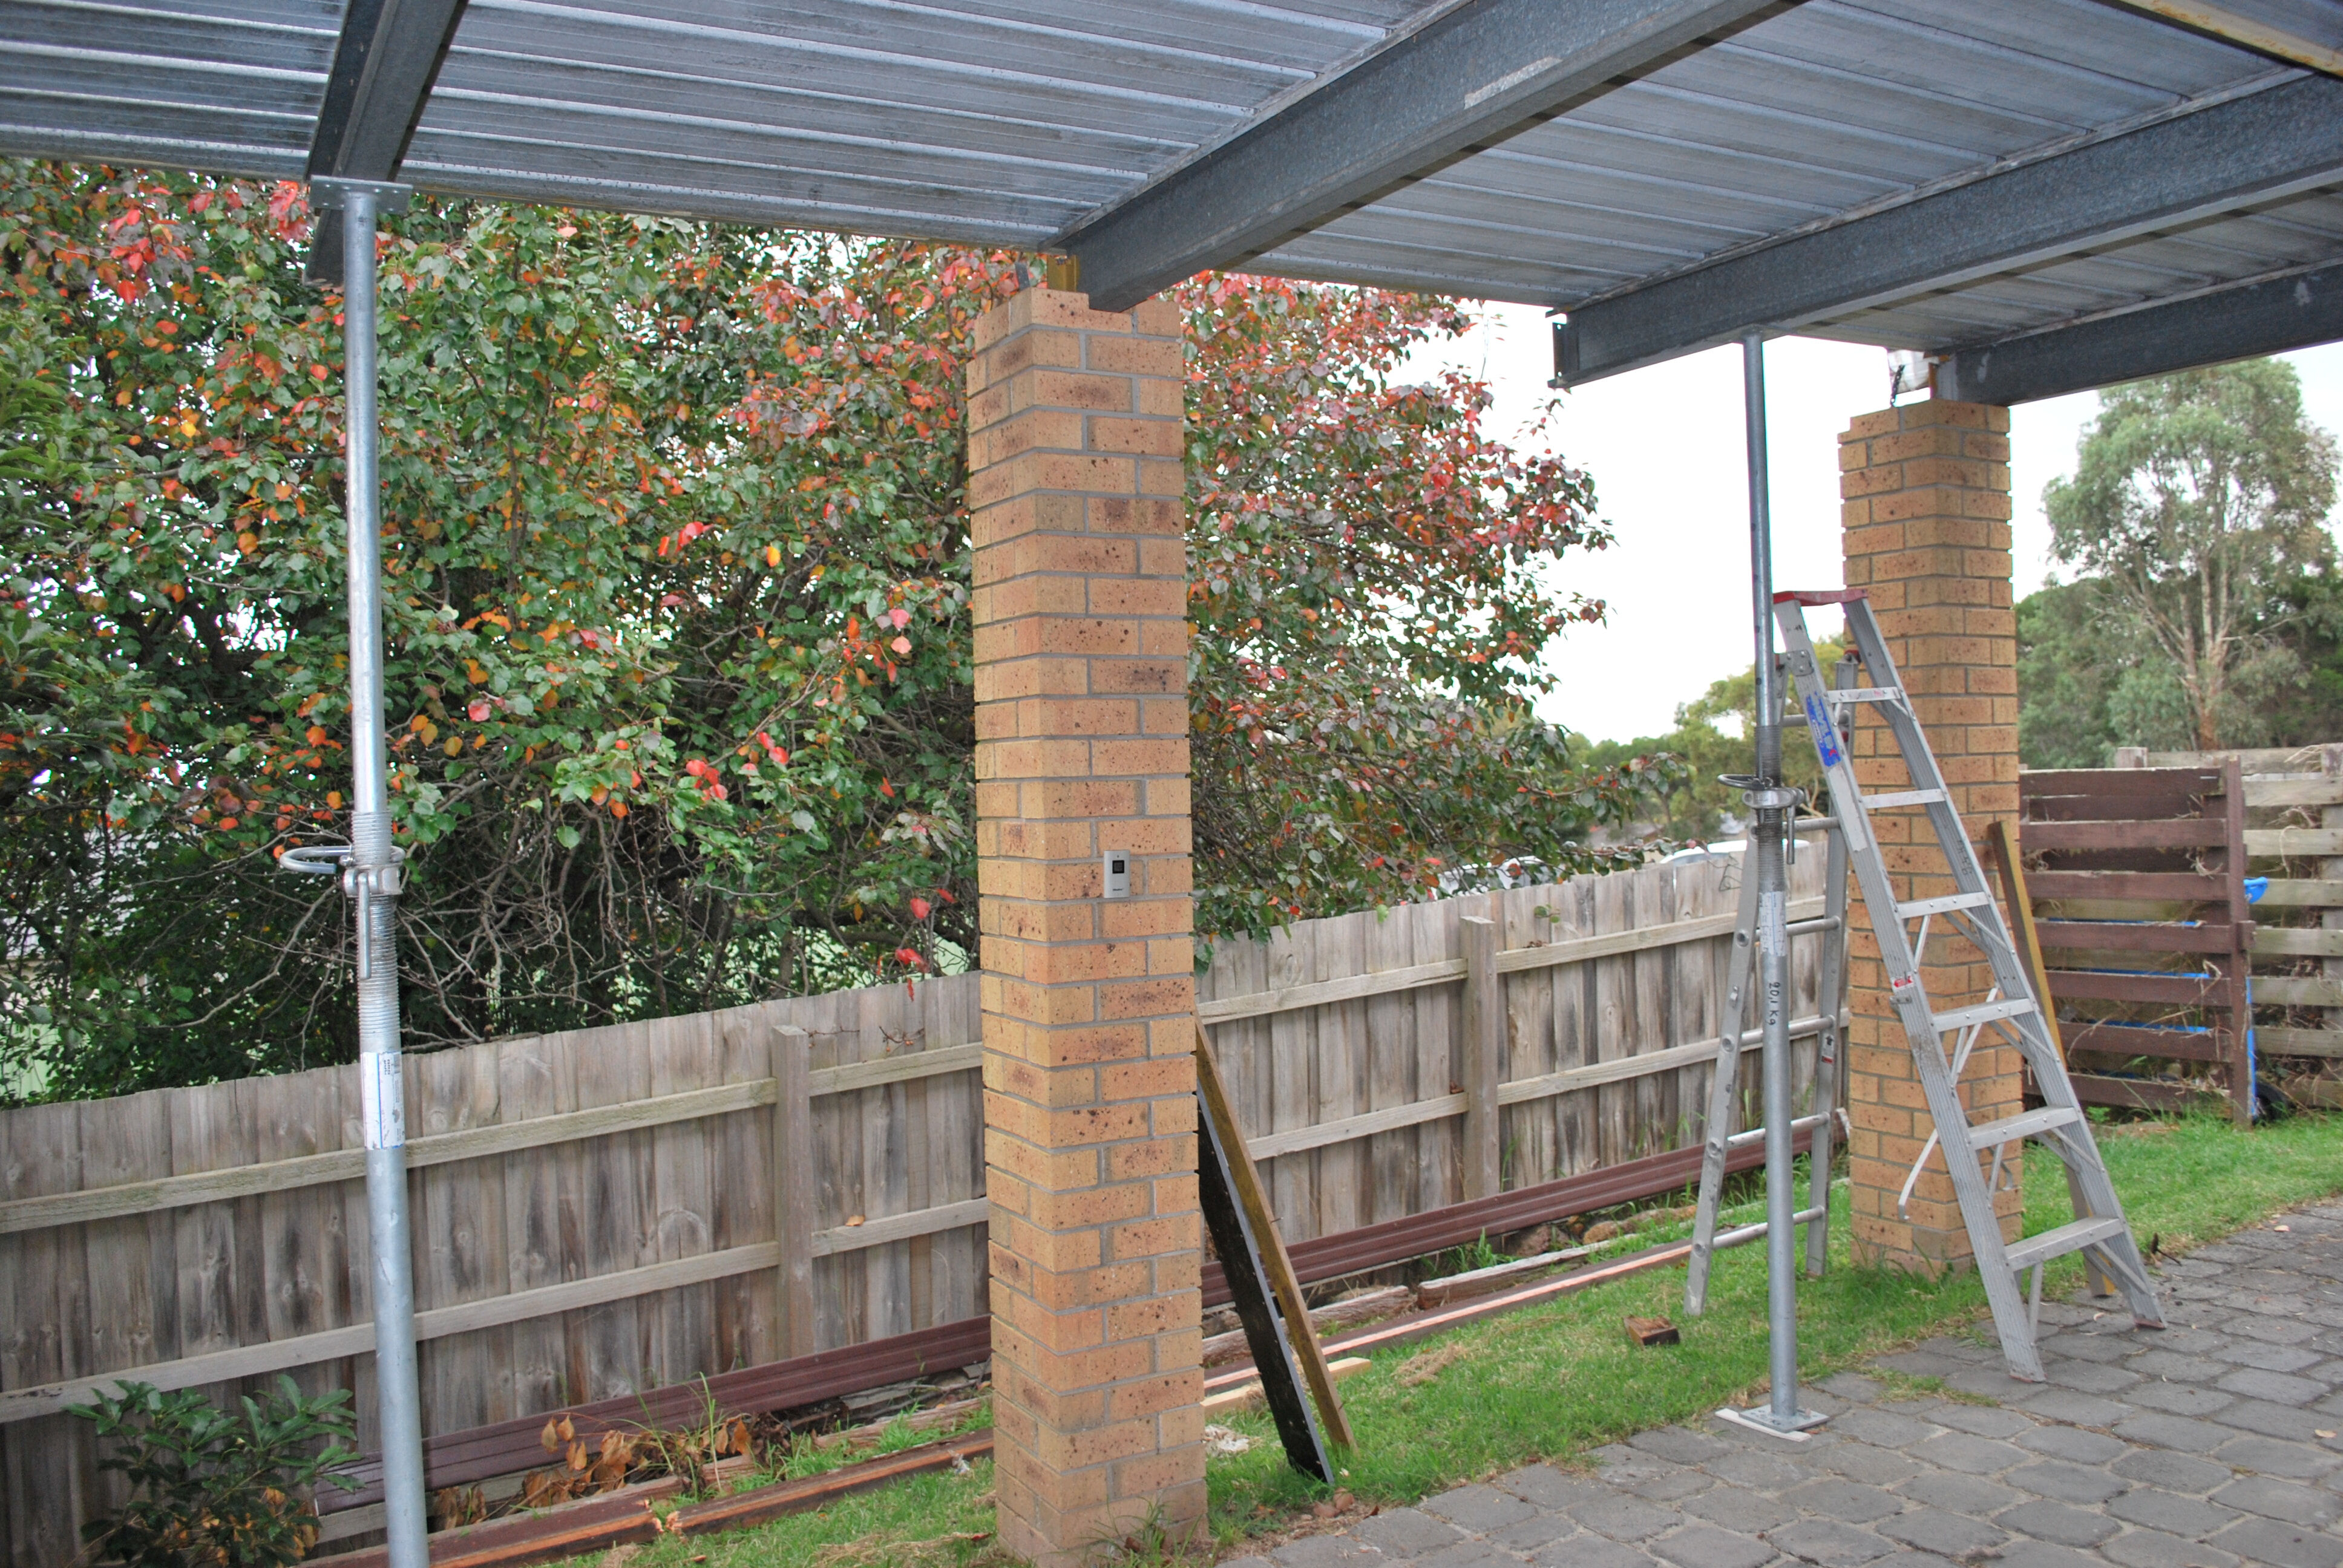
[{"left": 70, "top": 1375, "right": 358, "bottom": 1567}]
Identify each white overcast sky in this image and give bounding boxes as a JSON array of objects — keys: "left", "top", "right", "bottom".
[{"left": 1398, "top": 309, "right": 2343, "bottom": 745}]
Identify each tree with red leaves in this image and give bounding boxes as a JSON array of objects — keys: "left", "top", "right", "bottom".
[{"left": 0, "top": 162, "right": 1664, "bottom": 1099}]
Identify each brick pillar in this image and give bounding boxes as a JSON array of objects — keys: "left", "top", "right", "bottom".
[
  {"left": 1839, "top": 399, "right": 2024, "bottom": 1275},
  {"left": 967, "top": 287, "right": 1203, "bottom": 1564}
]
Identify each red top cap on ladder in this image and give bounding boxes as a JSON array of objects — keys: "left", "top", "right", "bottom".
[{"left": 1773, "top": 589, "right": 1867, "bottom": 606}]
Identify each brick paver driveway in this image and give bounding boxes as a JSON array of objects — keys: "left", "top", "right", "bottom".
[{"left": 1230, "top": 1202, "right": 2343, "bottom": 1568}]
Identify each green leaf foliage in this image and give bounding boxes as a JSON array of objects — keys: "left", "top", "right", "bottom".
[
  {"left": 70, "top": 1375, "right": 358, "bottom": 1568},
  {"left": 0, "top": 162, "right": 1667, "bottom": 1100}
]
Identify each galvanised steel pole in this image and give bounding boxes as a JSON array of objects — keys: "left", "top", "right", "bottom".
[
  {"left": 1735, "top": 330, "right": 1818, "bottom": 1436},
  {"left": 335, "top": 178, "right": 428, "bottom": 1568}
]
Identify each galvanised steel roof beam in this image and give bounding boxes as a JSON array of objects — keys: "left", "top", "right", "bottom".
[
  {"left": 304, "top": 0, "right": 469, "bottom": 283},
  {"left": 1055, "top": 0, "right": 1795, "bottom": 313},
  {"left": 1937, "top": 261, "right": 2343, "bottom": 405},
  {"left": 1554, "top": 72, "right": 2343, "bottom": 386}
]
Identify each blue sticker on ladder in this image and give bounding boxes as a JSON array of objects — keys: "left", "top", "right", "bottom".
[{"left": 1805, "top": 692, "right": 1841, "bottom": 766}]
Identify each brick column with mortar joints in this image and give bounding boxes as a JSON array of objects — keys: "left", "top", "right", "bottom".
[
  {"left": 966, "top": 286, "right": 1202, "bottom": 1564},
  {"left": 1839, "top": 399, "right": 2025, "bottom": 1275}
]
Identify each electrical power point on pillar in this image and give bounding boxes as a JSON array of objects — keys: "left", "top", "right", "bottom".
[{"left": 1102, "top": 851, "right": 1130, "bottom": 899}]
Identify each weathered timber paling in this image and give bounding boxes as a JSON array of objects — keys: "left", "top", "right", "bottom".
[{"left": 0, "top": 848, "right": 1838, "bottom": 1558}]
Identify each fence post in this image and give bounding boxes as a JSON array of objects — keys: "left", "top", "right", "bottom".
[
  {"left": 2323, "top": 746, "right": 2342, "bottom": 1052},
  {"left": 1460, "top": 913, "right": 1502, "bottom": 1200},
  {"left": 770, "top": 1023, "right": 816, "bottom": 1359}
]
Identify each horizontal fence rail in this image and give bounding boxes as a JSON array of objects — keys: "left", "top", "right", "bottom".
[{"left": 1, "top": 850, "right": 1835, "bottom": 1562}]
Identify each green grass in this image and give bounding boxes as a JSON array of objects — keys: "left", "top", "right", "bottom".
[{"left": 559, "top": 1109, "right": 2343, "bottom": 1567}]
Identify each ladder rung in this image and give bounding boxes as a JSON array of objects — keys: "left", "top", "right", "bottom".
[
  {"left": 1932, "top": 998, "right": 2036, "bottom": 1034},
  {"left": 1712, "top": 1206, "right": 1829, "bottom": 1251},
  {"left": 2004, "top": 1215, "right": 2131, "bottom": 1275},
  {"left": 1823, "top": 687, "right": 1903, "bottom": 705},
  {"left": 1962, "top": 1105, "right": 2080, "bottom": 1149},
  {"left": 1723, "top": 1111, "right": 1830, "bottom": 1151},
  {"left": 1862, "top": 789, "right": 1945, "bottom": 810},
  {"left": 1896, "top": 890, "right": 1993, "bottom": 921}
]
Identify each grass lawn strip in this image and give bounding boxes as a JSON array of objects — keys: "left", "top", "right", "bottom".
[{"left": 536, "top": 1109, "right": 2343, "bottom": 1567}]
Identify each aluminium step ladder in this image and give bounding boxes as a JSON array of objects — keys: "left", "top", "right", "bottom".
[
  {"left": 1772, "top": 588, "right": 2163, "bottom": 1382},
  {"left": 1683, "top": 673, "right": 1852, "bottom": 1317}
]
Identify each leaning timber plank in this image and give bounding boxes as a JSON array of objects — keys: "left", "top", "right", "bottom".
[
  {"left": 2244, "top": 975, "right": 2343, "bottom": 1008},
  {"left": 2024, "top": 820, "right": 2229, "bottom": 852},
  {"left": 2250, "top": 1025, "right": 2343, "bottom": 1059},
  {"left": 2248, "top": 879, "right": 2343, "bottom": 907},
  {"left": 2022, "top": 871, "right": 2230, "bottom": 901},
  {"left": 2247, "top": 828, "right": 2343, "bottom": 858},
  {"left": 2253, "top": 927, "right": 2343, "bottom": 958}
]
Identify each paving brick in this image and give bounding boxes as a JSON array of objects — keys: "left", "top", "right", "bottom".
[
  {"left": 1781, "top": 1478, "right": 1904, "bottom": 1524},
  {"left": 1414, "top": 1541, "right": 1515, "bottom": 1568},
  {"left": 1651, "top": 1523, "right": 1779, "bottom": 1568},
  {"left": 2099, "top": 1528, "right": 2242, "bottom": 1568},
  {"left": 1705, "top": 1450, "right": 1809, "bottom": 1491},
  {"left": 2132, "top": 1352, "right": 2230, "bottom": 1383},
  {"left": 2042, "top": 1359, "right": 2141, "bottom": 1394},
  {"left": 2214, "top": 1399, "right": 2329, "bottom": 1440},
  {"left": 2112, "top": 1449, "right": 2232, "bottom": 1493},
  {"left": 1487, "top": 1511, "right": 1578, "bottom": 1554},
  {"left": 1570, "top": 1495, "right": 1682, "bottom": 1542},
  {"left": 2115, "top": 1413, "right": 2235, "bottom": 1453},
  {"left": 1829, "top": 1407, "right": 1937, "bottom": 1449},
  {"left": 1986, "top": 1540, "right": 2106, "bottom": 1568},
  {"left": 2007, "top": 1459, "right": 2125, "bottom": 1504},
  {"left": 1423, "top": 1485, "right": 1537, "bottom": 1532},
  {"left": 1354, "top": 1508, "right": 1463, "bottom": 1557},
  {"left": 1907, "top": 1432, "right": 2025, "bottom": 1475},
  {"left": 2105, "top": 1489, "right": 2241, "bottom": 1538},
  {"left": 1633, "top": 1426, "right": 1737, "bottom": 1465},
  {"left": 2214, "top": 1434, "right": 2340, "bottom": 1478},
  {"left": 1818, "top": 1374, "right": 1887, "bottom": 1405},
  {"left": 1875, "top": 1504, "right": 2006, "bottom": 1558},
  {"left": 1683, "top": 1487, "right": 1797, "bottom": 1532},
  {"left": 1815, "top": 1445, "right": 1921, "bottom": 1487},
  {"left": 1993, "top": 1498, "right": 2119, "bottom": 1547},
  {"left": 2013, "top": 1425, "right": 2127, "bottom": 1465},
  {"left": 1765, "top": 1518, "right": 1891, "bottom": 1567},
  {"left": 2129, "top": 1381, "right": 2233, "bottom": 1418},
  {"left": 1504, "top": 1467, "right": 1610, "bottom": 1512},
  {"left": 2216, "top": 1367, "right": 2325, "bottom": 1406},
  {"left": 2205, "top": 1515, "right": 2343, "bottom": 1568},
  {"left": 1896, "top": 1469, "right": 2024, "bottom": 1514},
  {"left": 1527, "top": 1534, "right": 1655, "bottom": 1568},
  {"left": 1271, "top": 1535, "right": 1387, "bottom": 1566},
  {"left": 2224, "top": 1342, "right": 2325, "bottom": 1374},
  {"left": 2007, "top": 1387, "right": 2133, "bottom": 1427},
  {"left": 2210, "top": 1473, "right": 2340, "bottom": 1526},
  {"left": 1627, "top": 1467, "right": 1715, "bottom": 1502}
]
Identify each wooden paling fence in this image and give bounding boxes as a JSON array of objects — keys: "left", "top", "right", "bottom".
[
  {"left": 0, "top": 851, "right": 1836, "bottom": 1564},
  {"left": 2121, "top": 744, "right": 2343, "bottom": 1079},
  {"left": 2019, "top": 762, "right": 2253, "bottom": 1120}
]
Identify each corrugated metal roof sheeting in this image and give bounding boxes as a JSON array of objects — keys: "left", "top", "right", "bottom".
[{"left": 1, "top": 0, "right": 2339, "bottom": 361}]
